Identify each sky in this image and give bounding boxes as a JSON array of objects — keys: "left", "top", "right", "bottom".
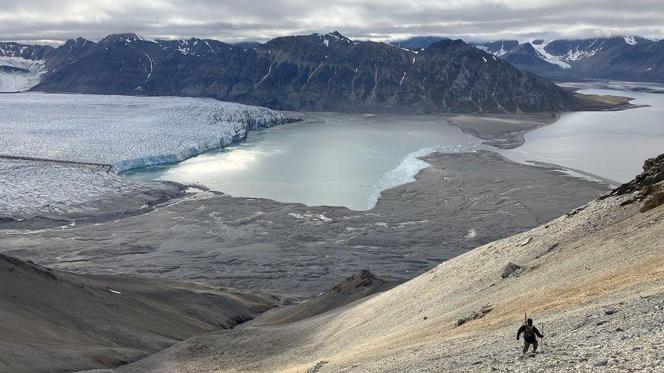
[{"left": 1, "top": 0, "right": 663, "bottom": 44}]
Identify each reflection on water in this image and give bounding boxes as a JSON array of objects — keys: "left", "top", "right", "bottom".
[
  {"left": 129, "top": 114, "right": 480, "bottom": 210},
  {"left": 499, "top": 83, "right": 664, "bottom": 183},
  {"left": 167, "top": 149, "right": 268, "bottom": 177}
]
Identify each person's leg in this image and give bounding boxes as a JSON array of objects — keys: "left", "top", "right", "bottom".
[
  {"left": 532, "top": 339, "right": 538, "bottom": 353},
  {"left": 523, "top": 341, "right": 530, "bottom": 353}
]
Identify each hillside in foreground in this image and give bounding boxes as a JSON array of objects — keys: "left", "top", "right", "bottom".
[
  {"left": 0, "top": 255, "right": 274, "bottom": 372},
  {"left": 120, "top": 153, "right": 664, "bottom": 372}
]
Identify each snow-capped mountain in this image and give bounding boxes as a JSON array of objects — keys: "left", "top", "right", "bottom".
[
  {"left": 477, "top": 36, "right": 664, "bottom": 82},
  {"left": 395, "top": 35, "right": 664, "bottom": 82},
  {"left": 0, "top": 32, "right": 579, "bottom": 113}
]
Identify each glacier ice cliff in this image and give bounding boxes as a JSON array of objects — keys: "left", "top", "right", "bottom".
[{"left": 0, "top": 93, "right": 295, "bottom": 172}]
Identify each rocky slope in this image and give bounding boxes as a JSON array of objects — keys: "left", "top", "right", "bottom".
[
  {"left": 0, "top": 254, "right": 274, "bottom": 372},
  {"left": 1, "top": 32, "right": 590, "bottom": 113},
  {"left": 118, "top": 153, "right": 664, "bottom": 372},
  {"left": 253, "top": 270, "right": 396, "bottom": 325}
]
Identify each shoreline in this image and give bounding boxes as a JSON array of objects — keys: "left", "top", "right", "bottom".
[
  {"left": 448, "top": 112, "right": 560, "bottom": 149},
  {"left": 524, "top": 159, "right": 621, "bottom": 187}
]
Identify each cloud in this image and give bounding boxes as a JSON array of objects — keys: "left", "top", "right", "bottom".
[{"left": 1, "top": 0, "right": 662, "bottom": 44}]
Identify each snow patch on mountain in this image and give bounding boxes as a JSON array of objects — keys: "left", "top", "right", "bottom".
[
  {"left": 624, "top": 36, "right": 637, "bottom": 45},
  {"left": 475, "top": 42, "right": 511, "bottom": 57},
  {"left": 493, "top": 44, "right": 510, "bottom": 57},
  {"left": 0, "top": 57, "right": 45, "bottom": 92},
  {"left": 562, "top": 46, "right": 600, "bottom": 62}
]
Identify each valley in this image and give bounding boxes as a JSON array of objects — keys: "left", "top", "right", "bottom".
[
  {"left": 0, "top": 25, "right": 663, "bottom": 373},
  {"left": 0, "top": 82, "right": 661, "bottom": 372}
]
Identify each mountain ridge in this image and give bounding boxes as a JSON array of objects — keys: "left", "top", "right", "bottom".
[
  {"left": 392, "top": 35, "right": 664, "bottom": 82},
  {"left": 1, "top": 32, "right": 599, "bottom": 113}
]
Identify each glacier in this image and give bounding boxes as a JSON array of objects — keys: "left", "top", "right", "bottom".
[
  {"left": 0, "top": 93, "right": 294, "bottom": 173},
  {"left": 0, "top": 159, "right": 183, "bottom": 221},
  {"left": 0, "top": 93, "right": 294, "bottom": 220},
  {"left": 530, "top": 41, "right": 572, "bottom": 69},
  {"left": 0, "top": 57, "right": 45, "bottom": 92}
]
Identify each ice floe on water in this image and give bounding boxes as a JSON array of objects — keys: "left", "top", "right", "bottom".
[{"left": 0, "top": 93, "right": 293, "bottom": 172}]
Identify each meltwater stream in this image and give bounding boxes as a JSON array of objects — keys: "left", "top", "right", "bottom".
[{"left": 129, "top": 113, "right": 481, "bottom": 210}]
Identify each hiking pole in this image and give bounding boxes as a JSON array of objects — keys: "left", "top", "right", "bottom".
[{"left": 541, "top": 323, "right": 544, "bottom": 354}]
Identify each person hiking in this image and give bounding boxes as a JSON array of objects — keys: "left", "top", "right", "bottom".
[{"left": 517, "top": 318, "right": 544, "bottom": 353}]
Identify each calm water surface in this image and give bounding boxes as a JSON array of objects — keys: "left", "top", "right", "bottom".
[
  {"left": 500, "top": 83, "right": 664, "bottom": 183},
  {"left": 130, "top": 114, "right": 480, "bottom": 210}
]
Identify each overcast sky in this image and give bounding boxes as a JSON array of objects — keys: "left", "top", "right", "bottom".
[{"left": 1, "top": 0, "right": 663, "bottom": 44}]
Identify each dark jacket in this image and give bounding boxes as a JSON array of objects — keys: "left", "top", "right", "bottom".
[{"left": 517, "top": 325, "right": 544, "bottom": 343}]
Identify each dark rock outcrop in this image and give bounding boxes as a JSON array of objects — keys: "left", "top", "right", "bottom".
[
  {"left": 254, "top": 269, "right": 395, "bottom": 325},
  {"left": 330, "top": 269, "right": 385, "bottom": 292},
  {"left": 611, "top": 153, "right": 664, "bottom": 196},
  {"left": 0, "top": 65, "right": 29, "bottom": 73},
  {"left": 456, "top": 304, "right": 494, "bottom": 326},
  {"left": 501, "top": 262, "right": 524, "bottom": 278},
  {"left": 607, "top": 153, "right": 664, "bottom": 212}
]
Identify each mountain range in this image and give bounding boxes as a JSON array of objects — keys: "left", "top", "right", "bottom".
[
  {"left": 392, "top": 36, "right": 664, "bottom": 82},
  {"left": 0, "top": 32, "right": 603, "bottom": 113}
]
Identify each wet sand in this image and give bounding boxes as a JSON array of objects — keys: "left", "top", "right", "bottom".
[
  {"left": 0, "top": 151, "right": 610, "bottom": 300},
  {"left": 448, "top": 113, "right": 559, "bottom": 149}
]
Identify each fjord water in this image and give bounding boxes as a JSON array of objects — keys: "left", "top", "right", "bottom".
[
  {"left": 131, "top": 82, "right": 664, "bottom": 210},
  {"left": 499, "top": 83, "right": 664, "bottom": 184},
  {"left": 129, "top": 114, "right": 480, "bottom": 210}
]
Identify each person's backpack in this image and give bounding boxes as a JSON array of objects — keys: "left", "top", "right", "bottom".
[{"left": 523, "top": 325, "right": 536, "bottom": 341}]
